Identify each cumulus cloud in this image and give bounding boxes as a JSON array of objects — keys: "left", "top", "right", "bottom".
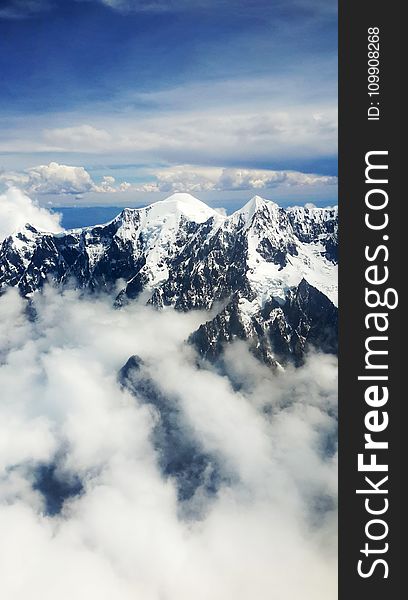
[
  {"left": 0, "top": 187, "right": 63, "bottom": 241},
  {"left": 0, "top": 162, "right": 133, "bottom": 197},
  {"left": 0, "top": 161, "right": 337, "bottom": 199},
  {"left": 93, "top": 175, "right": 117, "bottom": 193},
  {"left": 0, "top": 162, "right": 95, "bottom": 195},
  {"left": 136, "top": 165, "right": 337, "bottom": 193},
  {"left": 218, "top": 168, "right": 336, "bottom": 190},
  {"left": 0, "top": 281, "right": 337, "bottom": 599}
]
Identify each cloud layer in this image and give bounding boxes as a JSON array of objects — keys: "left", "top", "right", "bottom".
[
  {"left": 1, "top": 161, "right": 336, "bottom": 200},
  {"left": 0, "top": 282, "right": 337, "bottom": 599},
  {"left": 137, "top": 165, "right": 337, "bottom": 193},
  {"left": 11, "top": 103, "right": 336, "bottom": 162},
  {"left": 0, "top": 0, "right": 337, "bottom": 207}
]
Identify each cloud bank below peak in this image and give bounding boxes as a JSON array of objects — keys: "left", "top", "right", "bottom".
[{"left": 0, "top": 284, "right": 337, "bottom": 600}]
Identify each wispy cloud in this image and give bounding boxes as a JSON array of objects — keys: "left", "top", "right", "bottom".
[
  {"left": 0, "top": 0, "right": 337, "bottom": 205},
  {"left": 0, "top": 0, "right": 337, "bottom": 20},
  {"left": 96, "top": 0, "right": 194, "bottom": 12},
  {"left": 0, "top": 101, "right": 337, "bottom": 166},
  {"left": 43, "top": 124, "right": 112, "bottom": 150},
  {"left": 0, "top": 0, "right": 51, "bottom": 20},
  {"left": 94, "top": 0, "right": 337, "bottom": 18}
]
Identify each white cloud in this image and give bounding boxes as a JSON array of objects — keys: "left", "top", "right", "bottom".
[
  {"left": 0, "top": 171, "right": 338, "bottom": 586},
  {"left": 1, "top": 79, "right": 336, "bottom": 160},
  {"left": 136, "top": 165, "right": 337, "bottom": 193},
  {"left": 213, "top": 206, "right": 227, "bottom": 216},
  {"left": 0, "top": 282, "right": 337, "bottom": 600},
  {"left": 0, "top": 161, "right": 336, "bottom": 200},
  {"left": 37, "top": 106, "right": 337, "bottom": 162},
  {"left": 219, "top": 168, "right": 336, "bottom": 190},
  {"left": 43, "top": 125, "right": 112, "bottom": 151},
  {"left": 0, "top": 162, "right": 95, "bottom": 195},
  {"left": 0, "top": 187, "right": 63, "bottom": 241},
  {"left": 0, "top": 162, "right": 134, "bottom": 198},
  {"left": 93, "top": 175, "right": 117, "bottom": 193}
]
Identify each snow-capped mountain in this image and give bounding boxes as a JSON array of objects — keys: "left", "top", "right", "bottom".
[{"left": 0, "top": 193, "right": 338, "bottom": 366}]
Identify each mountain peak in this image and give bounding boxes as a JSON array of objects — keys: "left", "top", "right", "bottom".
[
  {"left": 231, "top": 195, "right": 279, "bottom": 225},
  {"left": 158, "top": 192, "right": 202, "bottom": 204},
  {"left": 146, "top": 192, "right": 218, "bottom": 224}
]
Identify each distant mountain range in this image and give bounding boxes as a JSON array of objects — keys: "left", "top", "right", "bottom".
[{"left": 0, "top": 193, "right": 338, "bottom": 367}]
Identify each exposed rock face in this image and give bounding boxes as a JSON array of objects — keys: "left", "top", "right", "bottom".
[
  {"left": 0, "top": 193, "right": 338, "bottom": 365},
  {"left": 190, "top": 279, "right": 337, "bottom": 367},
  {"left": 118, "top": 355, "right": 223, "bottom": 504}
]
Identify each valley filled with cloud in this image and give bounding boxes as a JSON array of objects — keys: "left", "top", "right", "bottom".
[{"left": 0, "top": 280, "right": 337, "bottom": 599}]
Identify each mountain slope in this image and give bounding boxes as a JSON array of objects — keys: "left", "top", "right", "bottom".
[
  {"left": 0, "top": 193, "right": 338, "bottom": 365},
  {"left": 190, "top": 279, "right": 337, "bottom": 367}
]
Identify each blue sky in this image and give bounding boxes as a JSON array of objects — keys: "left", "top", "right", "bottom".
[{"left": 0, "top": 0, "right": 337, "bottom": 208}]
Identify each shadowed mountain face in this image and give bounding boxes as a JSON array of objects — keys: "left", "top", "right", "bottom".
[
  {"left": 34, "top": 465, "right": 83, "bottom": 516},
  {"left": 0, "top": 193, "right": 338, "bottom": 366},
  {"left": 118, "top": 355, "right": 225, "bottom": 508},
  {"left": 190, "top": 279, "right": 338, "bottom": 368}
]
